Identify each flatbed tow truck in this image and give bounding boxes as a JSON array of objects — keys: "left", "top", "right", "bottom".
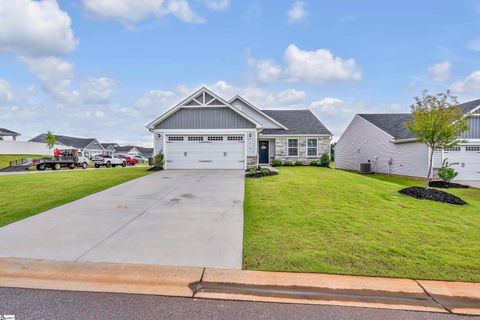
[{"left": 0, "top": 149, "right": 90, "bottom": 172}]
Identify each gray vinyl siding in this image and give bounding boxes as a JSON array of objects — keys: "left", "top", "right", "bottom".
[
  {"left": 336, "top": 115, "right": 429, "bottom": 177},
  {"left": 459, "top": 116, "right": 480, "bottom": 139},
  {"left": 155, "top": 107, "right": 256, "bottom": 129},
  {"left": 84, "top": 140, "right": 104, "bottom": 151}
]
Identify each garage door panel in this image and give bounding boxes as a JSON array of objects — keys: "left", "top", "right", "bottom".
[
  {"left": 166, "top": 135, "right": 245, "bottom": 169},
  {"left": 443, "top": 147, "right": 480, "bottom": 180}
]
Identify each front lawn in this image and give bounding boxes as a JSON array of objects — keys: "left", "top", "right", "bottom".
[
  {"left": 243, "top": 167, "right": 480, "bottom": 282},
  {"left": 0, "top": 154, "right": 45, "bottom": 169},
  {"left": 0, "top": 168, "right": 152, "bottom": 228}
]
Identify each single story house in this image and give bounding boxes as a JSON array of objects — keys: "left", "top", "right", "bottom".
[
  {"left": 146, "top": 87, "right": 332, "bottom": 169},
  {"left": 335, "top": 99, "right": 480, "bottom": 180},
  {"left": 30, "top": 134, "right": 105, "bottom": 159},
  {"left": 0, "top": 128, "right": 20, "bottom": 141},
  {"left": 100, "top": 143, "right": 119, "bottom": 156},
  {"left": 135, "top": 146, "right": 154, "bottom": 158},
  {"left": 114, "top": 146, "right": 141, "bottom": 157}
]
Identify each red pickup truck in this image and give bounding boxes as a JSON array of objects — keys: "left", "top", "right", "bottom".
[{"left": 120, "top": 155, "right": 138, "bottom": 166}]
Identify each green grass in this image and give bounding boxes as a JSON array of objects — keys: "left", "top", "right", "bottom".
[
  {"left": 244, "top": 167, "right": 480, "bottom": 282},
  {"left": 0, "top": 167, "right": 152, "bottom": 228},
  {"left": 0, "top": 154, "right": 45, "bottom": 169}
]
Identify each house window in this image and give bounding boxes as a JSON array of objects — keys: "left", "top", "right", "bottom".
[
  {"left": 168, "top": 136, "right": 184, "bottom": 141},
  {"left": 466, "top": 146, "right": 480, "bottom": 152},
  {"left": 444, "top": 146, "right": 461, "bottom": 152},
  {"left": 288, "top": 139, "right": 298, "bottom": 156},
  {"left": 227, "top": 136, "right": 243, "bottom": 141},
  {"left": 307, "top": 138, "right": 318, "bottom": 157},
  {"left": 208, "top": 136, "right": 223, "bottom": 141},
  {"left": 188, "top": 136, "right": 203, "bottom": 141}
]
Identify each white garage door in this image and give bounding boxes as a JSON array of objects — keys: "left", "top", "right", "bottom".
[
  {"left": 443, "top": 146, "right": 480, "bottom": 180},
  {"left": 166, "top": 135, "right": 245, "bottom": 169}
]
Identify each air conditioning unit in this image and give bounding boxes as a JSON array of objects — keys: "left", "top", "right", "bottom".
[{"left": 359, "top": 162, "right": 372, "bottom": 173}]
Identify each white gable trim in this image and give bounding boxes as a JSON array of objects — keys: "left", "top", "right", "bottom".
[
  {"left": 229, "top": 95, "right": 289, "bottom": 130},
  {"left": 84, "top": 139, "right": 106, "bottom": 151},
  {"left": 467, "top": 104, "right": 480, "bottom": 115},
  {"left": 146, "top": 87, "right": 263, "bottom": 130}
]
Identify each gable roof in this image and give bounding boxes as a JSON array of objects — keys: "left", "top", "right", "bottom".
[
  {"left": 228, "top": 95, "right": 288, "bottom": 130},
  {"left": 260, "top": 110, "right": 332, "bottom": 135},
  {"left": 135, "top": 146, "right": 153, "bottom": 154},
  {"left": 358, "top": 114, "right": 414, "bottom": 140},
  {"left": 101, "top": 143, "right": 119, "bottom": 148},
  {"left": 29, "top": 134, "right": 101, "bottom": 149},
  {"left": 357, "top": 98, "right": 480, "bottom": 141},
  {"left": 0, "top": 128, "right": 20, "bottom": 136},
  {"left": 114, "top": 146, "right": 138, "bottom": 152},
  {"left": 146, "top": 87, "right": 262, "bottom": 130}
]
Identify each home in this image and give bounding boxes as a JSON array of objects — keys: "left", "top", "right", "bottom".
[
  {"left": 135, "top": 146, "right": 154, "bottom": 158},
  {"left": 0, "top": 128, "right": 20, "bottom": 141},
  {"left": 114, "top": 146, "right": 140, "bottom": 157},
  {"left": 335, "top": 99, "right": 480, "bottom": 181},
  {"left": 29, "top": 134, "right": 105, "bottom": 159},
  {"left": 146, "top": 87, "right": 332, "bottom": 169},
  {"left": 100, "top": 143, "right": 119, "bottom": 156}
]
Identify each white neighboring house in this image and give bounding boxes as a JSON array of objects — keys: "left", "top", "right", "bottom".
[
  {"left": 29, "top": 134, "right": 105, "bottom": 159},
  {"left": 335, "top": 99, "right": 480, "bottom": 181},
  {"left": 0, "top": 128, "right": 20, "bottom": 141},
  {"left": 146, "top": 87, "right": 332, "bottom": 170},
  {"left": 114, "top": 146, "right": 140, "bottom": 157}
]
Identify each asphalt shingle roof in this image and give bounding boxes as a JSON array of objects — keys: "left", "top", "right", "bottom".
[
  {"left": 457, "top": 98, "right": 480, "bottom": 114},
  {"left": 260, "top": 110, "right": 332, "bottom": 135},
  {"left": 0, "top": 128, "right": 20, "bottom": 136},
  {"left": 29, "top": 134, "right": 97, "bottom": 149}
]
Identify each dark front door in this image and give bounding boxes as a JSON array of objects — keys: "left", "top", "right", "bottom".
[{"left": 259, "top": 141, "right": 269, "bottom": 164}]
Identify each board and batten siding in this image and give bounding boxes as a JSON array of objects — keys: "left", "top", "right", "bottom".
[
  {"left": 155, "top": 107, "right": 256, "bottom": 129},
  {"left": 459, "top": 113, "right": 480, "bottom": 139},
  {"left": 335, "top": 115, "right": 429, "bottom": 177}
]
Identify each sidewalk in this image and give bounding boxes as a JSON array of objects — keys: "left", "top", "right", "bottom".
[
  {"left": 0, "top": 258, "right": 478, "bottom": 315},
  {"left": 0, "top": 165, "right": 149, "bottom": 176}
]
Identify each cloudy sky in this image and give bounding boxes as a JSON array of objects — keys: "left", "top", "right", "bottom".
[{"left": 1, "top": 0, "right": 480, "bottom": 145}]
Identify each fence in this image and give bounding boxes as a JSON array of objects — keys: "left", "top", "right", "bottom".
[{"left": 0, "top": 140, "right": 64, "bottom": 155}]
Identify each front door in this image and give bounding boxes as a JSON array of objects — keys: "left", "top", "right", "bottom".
[{"left": 259, "top": 141, "right": 269, "bottom": 164}]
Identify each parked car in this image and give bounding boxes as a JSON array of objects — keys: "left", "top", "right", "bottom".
[
  {"left": 92, "top": 155, "right": 126, "bottom": 168},
  {"left": 35, "top": 149, "right": 90, "bottom": 170},
  {"left": 118, "top": 155, "right": 138, "bottom": 166},
  {"left": 133, "top": 155, "right": 147, "bottom": 163}
]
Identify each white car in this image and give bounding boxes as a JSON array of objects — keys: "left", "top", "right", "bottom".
[
  {"left": 92, "top": 155, "right": 126, "bottom": 168},
  {"left": 133, "top": 155, "right": 148, "bottom": 163}
]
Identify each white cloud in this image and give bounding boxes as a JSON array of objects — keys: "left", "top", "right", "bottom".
[
  {"left": 451, "top": 70, "right": 480, "bottom": 93},
  {"left": 284, "top": 44, "right": 362, "bottom": 83},
  {"left": 427, "top": 61, "right": 451, "bottom": 82},
  {"left": 276, "top": 89, "right": 306, "bottom": 105},
  {"left": 247, "top": 58, "right": 282, "bottom": 82},
  {"left": 80, "top": 77, "right": 116, "bottom": 105},
  {"left": 0, "top": 0, "right": 77, "bottom": 56},
  {"left": 0, "top": 79, "right": 13, "bottom": 103},
  {"left": 310, "top": 97, "right": 343, "bottom": 113},
  {"left": 287, "top": 1, "right": 306, "bottom": 24},
  {"left": 205, "top": 0, "right": 229, "bottom": 11},
  {"left": 86, "top": 110, "right": 105, "bottom": 118},
  {"left": 20, "top": 56, "right": 74, "bottom": 99},
  {"left": 82, "top": 0, "right": 206, "bottom": 26},
  {"left": 467, "top": 37, "right": 480, "bottom": 51}
]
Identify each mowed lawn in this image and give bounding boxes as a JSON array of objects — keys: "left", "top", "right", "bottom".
[
  {"left": 0, "top": 154, "right": 45, "bottom": 169},
  {"left": 0, "top": 168, "right": 152, "bottom": 228},
  {"left": 243, "top": 167, "right": 480, "bottom": 282}
]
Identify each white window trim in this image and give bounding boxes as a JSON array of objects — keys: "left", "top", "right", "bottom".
[
  {"left": 287, "top": 138, "right": 299, "bottom": 157},
  {"left": 306, "top": 138, "right": 318, "bottom": 157}
]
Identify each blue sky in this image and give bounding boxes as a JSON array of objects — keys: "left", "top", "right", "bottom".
[{"left": 1, "top": 0, "right": 480, "bottom": 145}]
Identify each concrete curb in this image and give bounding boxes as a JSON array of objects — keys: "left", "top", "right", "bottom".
[{"left": 0, "top": 258, "right": 479, "bottom": 315}]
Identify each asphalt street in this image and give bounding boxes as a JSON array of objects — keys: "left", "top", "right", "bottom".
[{"left": 0, "top": 287, "right": 477, "bottom": 320}]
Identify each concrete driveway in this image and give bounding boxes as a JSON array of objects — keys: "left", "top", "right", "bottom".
[
  {"left": 455, "top": 180, "right": 480, "bottom": 188},
  {"left": 0, "top": 170, "right": 244, "bottom": 269}
]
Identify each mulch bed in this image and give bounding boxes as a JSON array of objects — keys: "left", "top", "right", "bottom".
[
  {"left": 245, "top": 172, "right": 278, "bottom": 179},
  {"left": 147, "top": 167, "right": 164, "bottom": 171},
  {"left": 428, "top": 181, "right": 470, "bottom": 189},
  {"left": 399, "top": 186, "right": 467, "bottom": 206}
]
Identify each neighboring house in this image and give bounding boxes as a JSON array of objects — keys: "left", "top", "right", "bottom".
[
  {"left": 114, "top": 146, "right": 140, "bottom": 157},
  {"left": 0, "top": 128, "right": 20, "bottom": 141},
  {"left": 100, "top": 143, "right": 119, "bottom": 156},
  {"left": 146, "top": 87, "right": 332, "bottom": 169},
  {"left": 135, "top": 146, "right": 154, "bottom": 158},
  {"left": 335, "top": 99, "right": 480, "bottom": 181},
  {"left": 29, "top": 134, "right": 105, "bottom": 159}
]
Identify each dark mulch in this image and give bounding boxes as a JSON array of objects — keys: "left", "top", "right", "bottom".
[
  {"left": 399, "top": 186, "right": 467, "bottom": 206},
  {"left": 428, "top": 181, "right": 470, "bottom": 189},
  {"left": 147, "top": 167, "right": 163, "bottom": 171},
  {"left": 245, "top": 172, "right": 279, "bottom": 179}
]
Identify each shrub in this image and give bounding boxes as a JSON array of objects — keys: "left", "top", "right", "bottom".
[
  {"left": 319, "top": 153, "right": 331, "bottom": 167},
  {"left": 260, "top": 168, "right": 270, "bottom": 176},
  {"left": 283, "top": 160, "right": 293, "bottom": 166},
  {"left": 438, "top": 159, "right": 458, "bottom": 182},
  {"left": 247, "top": 167, "right": 257, "bottom": 176},
  {"left": 295, "top": 160, "right": 303, "bottom": 166},
  {"left": 272, "top": 159, "right": 282, "bottom": 167},
  {"left": 154, "top": 152, "right": 165, "bottom": 168},
  {"left": 309, "top": 160, "right": 319, "bottom": 166}
]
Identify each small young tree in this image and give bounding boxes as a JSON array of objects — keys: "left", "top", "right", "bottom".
[
  {"left": 438, "top": 159, "right": 458, "bottom": 183},
  {"left": 154, "top": 152, "right": 165, "bottom": 169},
  {"left": 44, "top": 131, "right": 56, "bottom": 153},
  {"left": 405, "top": 90, "right": 469, "bottom": 188}
]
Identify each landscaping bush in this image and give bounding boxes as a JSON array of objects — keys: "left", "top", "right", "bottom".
[
  {"left": 309, "top": 160, "right": 319, "bottom": 166},
  {"left": 319, "top": 153, "right": 331, "bottom": 167},
  {"left": 295, "top": 160, "right": 303, "bottom": 166},
  {"left": 399, "top": 186, "right": 467, "bottom": 205},
  {"left": 272, "top": 159, "right": 282, "bottom": 167},
  {"left": 247, "top": 167, "right": 257, "bottom": 176},
  {"left": 438, "top": 159, "right": 458, "bottom": 183},
  {"left": 245, "top": 167, "right": 278, "bottom": 178},
  {"left": 283, "top": 160, "right": 293, "bottom": 166},
  {"left": 148, "top": 152, "right": 165, "bottom": 171},
  {"left": 260, "top": 168, "right": 271, "bottom": 176}
]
